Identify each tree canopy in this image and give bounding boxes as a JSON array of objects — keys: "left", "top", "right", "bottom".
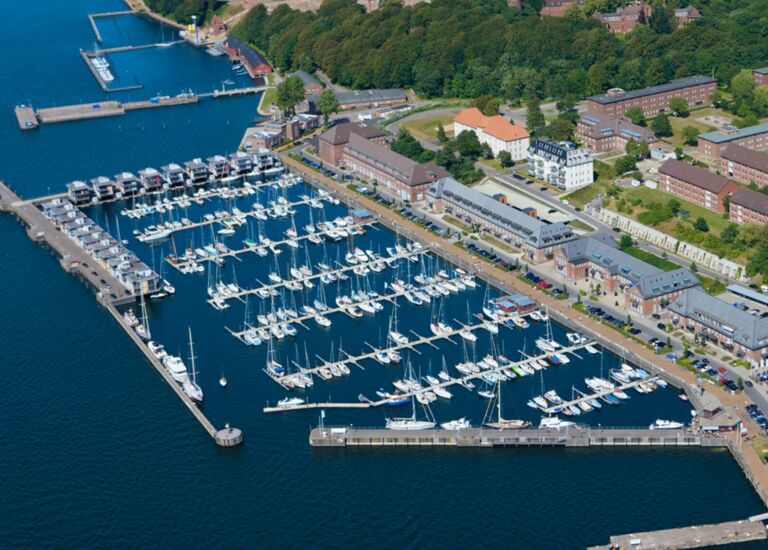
[{"left": 231, "top": 0, "right": 768, "bottom": 100}]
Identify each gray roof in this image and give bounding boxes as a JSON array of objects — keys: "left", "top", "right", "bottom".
[
  {"left": 428, "top": 177, "right": 576, "bottom": 249},
  {"left": 318, "top": 121, "right": 385, "bottom": 145},
  {"left": 730, "top": 187, "right": 768, "bottom": 217},
  {"left": 333, "top": 89, "right": 406, "bottom": 105},
  {"left": 699, "top": 123, "right": 768, "bottom": 144},
  {"left": 344, "top": 133, "right": 449, "bottom": 187},
  {"left": 579, "top": 112, "right": 657, "bottom": 143},
  {"left": 293, "top": 70, "right": 320, "bottom": 88},
  {"left": 754, "top": 67, "right": 768, "bottom": 76},
  {"left": 560, "top": 235, "right": 699, "bottom": 299},
  {"left": 587, "top": 75, "right": 716, "bottom": 105},
  {"left": 529, "top": 138, "right": 593, "bottom": 166},
  {"left": 659, "top": 159, "right": 733, "bottom": 194},
  {"left": 670, "top": 287, "right": 768, "bottom": 350}
]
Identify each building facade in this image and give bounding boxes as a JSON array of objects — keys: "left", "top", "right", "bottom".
[
  {"left": 729, "top": 187, "right": 768, "bottom": 226},
  {"left": 577, "top": 112, "right": 657, "bottom": 153},
  {"left": 341, "top": 134, "right": 448, "bottom": 203},
  {"left": 427, "top": 177, "right": 576, "bottom": 263},
  {"left": 528, "top": 139, "right": 594, "bottom": 191},
  {"left": 555, "top": 234, "right": 700, "bottom": 317},
  {"left": 586, "top": 76, "right": 716, "bottom": 118},
  {"left": 316, "top": 122, "right": 387, "bottom": 166},
  {"left": 674, "top": 6, "right": 701, "bottom": 27},
  {"left": 325, "top": 89, "right": 407, "bottom": 110},
  {"left": 698, "top": 123, "right": 768, "bottom": 159},
  {"left": 754, "top": 67, "right": 768, "bottom": 86},
  {"left": 453, "top": 108, "right": 530, "bottom": 160},
  {"left": 720, "top": 144, "right": 768, "bottom": 187},
  {"left": 669, "top": 288, "right": 768, "bottom": 365},
  {"left": 592, "top": 3, "right": 650, "bottom": 34},
  {"left": 540, "top": 0, "right": 582, "bottom": 17},
  {"left": 222, "top": 37, "right": 272, "bottom": 78},
  {"left": 657, "top": 159, "right": 738, "bottom": 213}
]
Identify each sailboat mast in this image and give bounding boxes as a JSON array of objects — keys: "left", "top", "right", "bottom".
[{"left": 188, "top": 326, "right": 197, "bottom": 384}]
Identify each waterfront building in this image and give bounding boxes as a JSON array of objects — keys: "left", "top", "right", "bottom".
[
  {"left": 729, "top": 187, "right": 768, "bottom": 226},
  {"left": 720, "top": 144, "right": 768, "bottom": 187},
  {"left": 161, "top": 163, "right": 185, "bottom": 188},
  {"left": 657, "top": 159, "right": 738, "bottom": 213},
  {"left": 66, "top": 181, "right": 92, "bottom": 205},
  {"left": 528, "top": 139, "right": 594, "bottom": 191},
  {"left": 114, "top": 172, "right": 139, "bottom": 197},
  {"left": 554, "top": 234, "right": 700, "bottom": 317},
  {"left": 669, "top": 287, "right": 768, "bottom": 365},
  {"left": 427, "top": 176, "right": 577, "bottom": 263},
  {"left": 221, "top": 37, "right": 272, "bottom": 78},
  {"left": 316, "top": 121, "right": 387, "bottom": 166},
  {"left": 698, "top": 123, "right": 768, "bottom": 158},
  {"left": 342, "top": 133, "right": 449, "bottom": 203},
  {"left": 184, "top": 159, "right": 209, "bottom": 184},
  {"left": 576, "top": 111, "right": 657, "bottom": 153},
  {"left": 453, "top": 108, "right": 530, "bottom": 161},
  {"left": 586, "top": 76, "right": 716, "bottom": 118},
  {"left": 138, "top": 168, "right": 163, "bottom": 193},
  {"left": 90, "top": 176, "right": 115, "bottom": 201}
]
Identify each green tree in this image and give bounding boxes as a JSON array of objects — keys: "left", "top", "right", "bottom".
[
  {"left": 619, "top": 234, "right": 633, "bottom": 249},
  {"left": 667, "top": 198, "right": 681, "bottom": 215},
  {"left": 637, "top": 140, "right": 650, "bottom": 159},
  {"left": 731, "top": 69, "right": 757, "bottom": 104},
  {"left": 625, "top": 107, "right": 646, "bottom": 126},
  {"left": 391, "top": 130, "right": 434, "bottom": 163},
  {"left": 316, "top": 88, "right": 340, "bottom": 127},
  {"left": 526, "top": 98, "right": 545, "bottom": 135},
  {"left": 650, "top": 114, "right": 672, "bottom": 137},
  {"left": 721, "top": 223, "right": 739, "bottom": 244},
  {"left": 436, "top": 123, "right": 448, "bottom": 144},
  {"left": 694, "top": 217, "right": 709, "bottom": 232},
  {"left": 498, "top": 150, "right": 513, "bottom": 167},
  {"left": 669, "top": 97, "right": 689, "bottom": 117},
  {"left": 276, "top": 76, "right": 305, "bottom": 115},
  {"left": 753, "top": 86, "right": 768, "bottom": 116},
  {"left": 586, "top": 62, "right": 609, "bottom": 96},
  {"left": 615, "top": 155, "right": 637, "bottom": 174},
  {"left": 542, "top": 118, "right": 575, "bottom": 141},
  {"left": 682, "top": 126, "right": 700, "bottom": 145},
  {"left": 454, "top": 130, "right": 483, "bottom": 158},
  {"left": 649, "top": 6, "right": 673, "bottom": 34},
  {"left": 674, "top": 146, "right": 684, "bottom": 159},
  {"left": 472, "top": 95, "right": 502, "bottom": 116}
]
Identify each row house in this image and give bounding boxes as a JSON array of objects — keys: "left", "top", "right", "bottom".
[
  {"left": 586, "top": 75, "right": 716, "bottom": 118},
  {"left": 341, "top": 133, "right": 449, "bottom": 203},
  {"left": 729, "top": 187, "right": 768, "bottom": 226},
  {"left": 698, "top": 123, "right": 768, "bottom": 158},
  {"left": 427, "top": 176, "right": 577, "bottom": 263},
  {"left": 657, "top": 159, "right": 738, "bottom": 213},
  {"left": 576, "top": 111, "right": 657, "bottom": 153},
  {"left": 720, "top": 144, "right": 768, "bottom": 187},
  {"left": 554, "top": 234, "right": 699, "bottom": 317},
  {"left": 453, "top": 108, "right": 530, "bottom": 161},
  {"left": 528, "top": 139, "right": 594, "bottom": 191},
  {"left": 669, "top": 288, "right": 768, "bottom": 365}
]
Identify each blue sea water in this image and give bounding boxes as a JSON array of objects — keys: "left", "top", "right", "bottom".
[{"left": 0, "top": 1, "right": 765, "bottom": 548}]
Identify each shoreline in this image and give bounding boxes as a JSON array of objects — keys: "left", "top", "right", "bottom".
[{"left": 121, "top": 0, "right": 186, "bottom": 31}]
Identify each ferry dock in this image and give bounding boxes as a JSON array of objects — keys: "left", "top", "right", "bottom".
[
  {"left": 309, "top": 426, "right": 728, "bottom": 448},
  {"left": 0, "top": 178, "right": 243, "bottom": 447}
]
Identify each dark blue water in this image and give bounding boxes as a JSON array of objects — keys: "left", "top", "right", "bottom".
[{"left": 0, "top": 1, "right": 764, "bottom": 548}]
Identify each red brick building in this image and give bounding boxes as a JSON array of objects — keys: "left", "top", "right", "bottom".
[
  {"left": 587, "top": 76, "right": 716, "bottom": 118},
  {"left": 316, "top": 122, "right": 387, "bottom": 166},
  {"left": 222, "top": 37, "right": 272, "bottom": 78},
  {"left": 541, "top": 0, "right": 582, "bottom": 17},
  {"left": 592, "top": 3, "right": 650, "bottom": 34},
  {"left": 729, "top": 187, "right": 768, "bottom": 226},
  {"left": 754, "top": 67, "right": 768, "bottom": 86},
  {"left": 698, "top": 123, "right": 768, "bottom": 159},
  {"left": 342, "top": 134, "right": 449, "bottom": 203},
  {"left": 554, "top": 234, "right": 699, "bottom": 317},
  {"left": 577, "top": 112, "right": 657, "bottom": 153},
  {"left": 657, "top": 159, "right": 739, "bottom": 213},
  {"left": 674, "top": 6, "right": 701, "bottom": 27},
  {"left": 720, "top": 144, "right": 768, "bottom": 188}
]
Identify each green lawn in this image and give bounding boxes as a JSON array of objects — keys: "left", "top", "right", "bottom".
[
  {"left": 400, "top": 113, "right": 456, "bottom": 142},
  {"left": 622, "top": 246, "right": 679, "bottom": 271},
  {"left": 260, "top": 86, "right": 277, "bottom": 111},
  {"left": 478, "top": 158, "right": 504, "bottom": 171},
  {"left": 666, "top": 115, "right": 716, "bottom": 148}
]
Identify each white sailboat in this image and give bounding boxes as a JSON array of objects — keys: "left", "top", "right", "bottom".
[
  {"left": 183, "top": 327, "right": 204, "bottom": 404},
  {"left": 482, "top": 379, "right": 531, "bottom": 430},
  {"left": 385, "top": 394, "right": 436, "bottom": 431}
]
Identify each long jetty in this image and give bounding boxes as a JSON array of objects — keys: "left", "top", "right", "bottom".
[
  {"left": 0, "top": 180, "right": 243, "bottom": 446},
  {"left": 309, "top": 425, "right": 729, "bottom": 448}
]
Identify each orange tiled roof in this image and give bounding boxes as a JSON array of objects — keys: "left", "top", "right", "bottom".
[{"left": 454, "top": 108, "right": 529, "bottom": 142}]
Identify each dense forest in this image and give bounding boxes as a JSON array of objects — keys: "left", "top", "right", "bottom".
[
  {"left": 230, "top": 0, "right": 768, "bottom": 100},
  {"left": 145, "top": 0, "right": 220, "bottom": 23}
]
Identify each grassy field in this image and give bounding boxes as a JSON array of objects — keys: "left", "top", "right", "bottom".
[
  {"left": 562, "top": 182, "right": 607, "bottom": 209},
  {"left": 260, "top": 86, "right": 278, "bottom": 111},
  {"left": 666, "top": 115, "right": 716, "bottom": 148},
  {"left": 400, "top": 113, "right": 455, "bottom": 141},
  {"left": 478, "top": 158, "right": 504, "bottom": 171},
  {"left": 752, "top": 436, "right": 768, "bottom": 464},
  {"left": 622, "top": 246, "right": 679, "bottom": 271}
]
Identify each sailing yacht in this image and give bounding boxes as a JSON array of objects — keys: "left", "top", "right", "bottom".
[
  {"left": 183, "top": 327, "right": 204, "bottom": 404},
  {"left": 385, "top": 395, "right": 435, "bottom": 431},
  {"left": 482, "top": 380, "right": 531, "bottom": 430}
]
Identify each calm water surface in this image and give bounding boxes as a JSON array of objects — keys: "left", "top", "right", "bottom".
[{"left": 0, "top": 1, "right": 764, "bottom": 548}]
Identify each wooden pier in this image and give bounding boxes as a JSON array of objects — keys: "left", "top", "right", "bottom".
[
  {"left": 589, "top": 518, "right": 767, "bottom": 549},
  {"left": 309, "top": 426, "right": 729, "bottom": 448}
]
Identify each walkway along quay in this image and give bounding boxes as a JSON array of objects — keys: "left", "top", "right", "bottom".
[
  {"left": 0, "top": 180, "right": 243, "bottom": 447},
  {"left": 87, "top": 10, "right": 134, "bottom": 43},
  {"left": 309, "top": 426, "right": 729, "bottom": 448}
]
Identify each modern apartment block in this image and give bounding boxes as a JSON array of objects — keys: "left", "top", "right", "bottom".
[
  {"left": 528, "top": 139, "right": 594, "bottom": 191},
  {"left": 586, "top": 76, "right": 716, "bottom": 118}
]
